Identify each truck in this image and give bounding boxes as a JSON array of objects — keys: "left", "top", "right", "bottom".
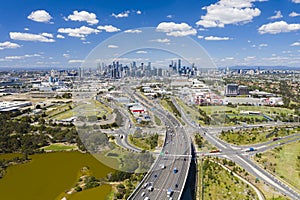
[
  {"left": 245, "top": 147, "right": 256, "bottom": 152},
  {"left": 167, "top": 188, "right": 173, "bottom": 197}
]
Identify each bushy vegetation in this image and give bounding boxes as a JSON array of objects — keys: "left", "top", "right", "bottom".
[{"left": 0, "top": 113, "right": 83, "bottom": 155}]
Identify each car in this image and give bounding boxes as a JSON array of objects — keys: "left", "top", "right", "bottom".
[
  {"left": 154, "top": 174, "right": 158, "bottom": 178},
  {"left": 143, "top": 182, "right": 148, "bottom": 189},
  {"left": 144, "top": 197, "right": 149, "bottom": 200},
  {"left": 175, "top": 183, "right": 178, "bottom": 188},
  {"left": 141, "top": 192, "right": 145, "bottom": 197},
  {"left": 148, "top": 186, "right": 154, "bottom": 192}
]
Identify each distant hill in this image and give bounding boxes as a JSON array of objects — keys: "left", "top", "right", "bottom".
[{"left": 219, "top": 66, "right": 300, "bottom": 71}]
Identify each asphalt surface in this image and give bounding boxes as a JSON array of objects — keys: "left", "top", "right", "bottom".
[
  {"left": 125, "top": 89, "right": 192, "bottom": 200},
  {"left": 114, "top": 85, "right": 300, "bottom": 200}
]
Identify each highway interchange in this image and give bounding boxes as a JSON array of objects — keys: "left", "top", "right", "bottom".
[{"left": 107, "top": 84, "right": 300, "bottom": 200}]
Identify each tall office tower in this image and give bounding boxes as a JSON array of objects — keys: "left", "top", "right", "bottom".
[
  {"left": 132, "top": 61, "right": 136, "bottom": 69},
  {"left": 158, "top": 68, "right": 163, "bottom": 77},
  {"left": 78, "top": 67, "right": 83, "bottom": 79},
  {"left": 225, "top": 84, "right": 239, "bottom": 96},
  {"left": 173, "top": 62, "right": 177, "bottom": 73},
  {"left": 178, "top": 59, "right": 181, "bottom": 73},
  {"left": 147, "top": 62, "right": 151, "bottom": 71}
]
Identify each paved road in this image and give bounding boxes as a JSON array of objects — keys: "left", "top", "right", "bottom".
[
  {"left": 172, "top": 99, "right": 300, "bottom": 200},
  {"left": 125, "top": 88, "right": 191, "bottom": 200}
]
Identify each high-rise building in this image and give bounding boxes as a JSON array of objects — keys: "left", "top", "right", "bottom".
[
  {"left": 225, "top": 84, "right": 239, "bottom": 96},
  {"left": 238, "top": 85, "right": 249, "bottom": 95}
]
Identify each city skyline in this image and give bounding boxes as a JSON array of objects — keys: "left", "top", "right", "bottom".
[{"left": 0, "top": 0, "right": 299, "bottom": 69}]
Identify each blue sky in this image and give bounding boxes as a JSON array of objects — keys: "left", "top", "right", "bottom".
[{"left": 0, "top": 0, "right": 299, "bottom": 69}]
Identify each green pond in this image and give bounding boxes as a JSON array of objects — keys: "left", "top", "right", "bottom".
[
  {"left": 0, "top": 151, "right": 116, "bottom": 200},
  {"left": 69, "top": 184, "right": 112, "bottom": 200}
]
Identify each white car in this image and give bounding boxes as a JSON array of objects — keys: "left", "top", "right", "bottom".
[
  {"left": 148, "top": 186, "right": 154, "bottom": 192},
  {"left": 143, "top": 182, "right": 148, "bottom": 189},
  {"left": 141, "top": 192, "right": 145, "bottom": 197}
]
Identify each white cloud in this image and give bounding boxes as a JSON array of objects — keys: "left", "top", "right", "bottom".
[
  {"left": 204, "top": 36, "right": 231, "bottom": 40},
  {"left": 258, "top": 21, "right": 300, "bottom": 34},
  {"left": 24, "top": 28, "right": 29, "bottom": 31},
  {"left": 112, "top": 10, "right": 130, "bottom": 18},
  {"left": 4, "top": 54, "right": 40, "bottom": 60},
  {"left": 27, "top": 10, "right": 52, "bottom": 23},
  {"left": 0, "top": 41, "right": 21, "bottom": 50},
  {"left": 269, "top": 11, "right": 283, "bottom": 19},
  {"left": 151, "top": 38, "right": 171, "bottom": 43},
  {"left": 198, "top": 35, "right": 204, "bottom": 39},
  {"left": 68, "top": 59, "right": 84, "bottom": 63},
  {"left": 166, "top": 15, "right": 173, "bottom": 18},
  {"left": 244, "top": 56, "right": 256, "bottom": 61},
  {"left": 291, "top": 42, "right": 300, "bottom": 46},
  {"left": 66, "top": 10, "right": 99, "bottom": 25},
  {"left": 124, "top": 29, "right": 142, "bottom": 33},
  {"left": 196, "top": 0, "right": 261, "bottom": 28},
  {"left": 156, "top": 22, "right": 197, "bottom": 37},
  {"left": 10, "top": 32, "right": 55, "bottom": 42},
  {"left": 83, "top": 41, "right": 90, "bottom": 44},
  {"left": 41, "top": 33, "right": 53, "bottom": 38},
  {"left": 259, "top": 43, "right": 268, "bottom": 47},
  {"left": 56, "top": 34, "right": 65, "bottom": 39},
  {"left": 107, "top": 45, "right": 119, "bottom": 48},
  {"left": 97, "top": 25, "right": 121, "bottom": 32},
  {"left": 58, "top": 26, "right": 100, "bottom": 38},
  {"left": 289, "top": 12, "right": 300, "bottom": 17},
  {"left": 292, "top": 0, "right": 300, "bottom": 3},
  {"left": 136, "top": 50, "right": 147, "bottom": 54},
  {"left": 136, "top": 10, "right": 142, "bottom": 15}
]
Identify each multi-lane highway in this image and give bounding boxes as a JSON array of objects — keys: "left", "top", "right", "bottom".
[
  {"left": 110, "top": 84, "right": 300, "bottom": 200},
  {"left": 124, "top": 87, "right": 192, "bottom": 200}
]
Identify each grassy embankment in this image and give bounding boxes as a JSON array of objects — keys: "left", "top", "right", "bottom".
[
  {"left": 197, "top": 157, "right": 258, "bottom": 200},
  {"left": 254, "top": 141, "right": 300, "bottom": 193},
  {"left": 160, "top": 98, "right": 185, "bottom": 125},
  {"left": 220, "top": 126, "right": 300, "bottom": 145}
]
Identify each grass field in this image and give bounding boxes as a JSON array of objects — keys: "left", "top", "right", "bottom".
[
  {"left": 42, "top": 143, "right": 78, "bottom": 151},
  {"left": 198, "top": 158, "right": 258, "bottom": 200},
  {"left": 220, "top": 126, "right": 299, "bottom": 145},
  {"left": 254, "top": 141, "right": 300, "bottom": 191},
  {"left": 200, "top": 105, "right": 294, "bottom": 116},
  {"left": 154, "top": 115, "right": 162, "bottom": 126},
  {"left": 200, "top": 105, "right": 295, "bottom": 124},
  {"left": 50, "top": 100, "right": 113, "bottom": 120}
]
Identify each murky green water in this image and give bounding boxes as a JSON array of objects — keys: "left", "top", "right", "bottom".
[
  {"left": 0, "top": 151, "right": 116, "bottom": 200},
  {"left": 69, "top": 184, "right": 112, "bottom": 200}
]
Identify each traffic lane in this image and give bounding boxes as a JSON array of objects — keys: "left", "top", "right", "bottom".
[
  {"left": 149, "top": 158, "right": 187, "bottom": 200},
  {"left": 132, "top": 128, "right": 180, "bottom": 199},
  {"left": 231, "top": 155, "right": 300, "bottom": 200}
]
